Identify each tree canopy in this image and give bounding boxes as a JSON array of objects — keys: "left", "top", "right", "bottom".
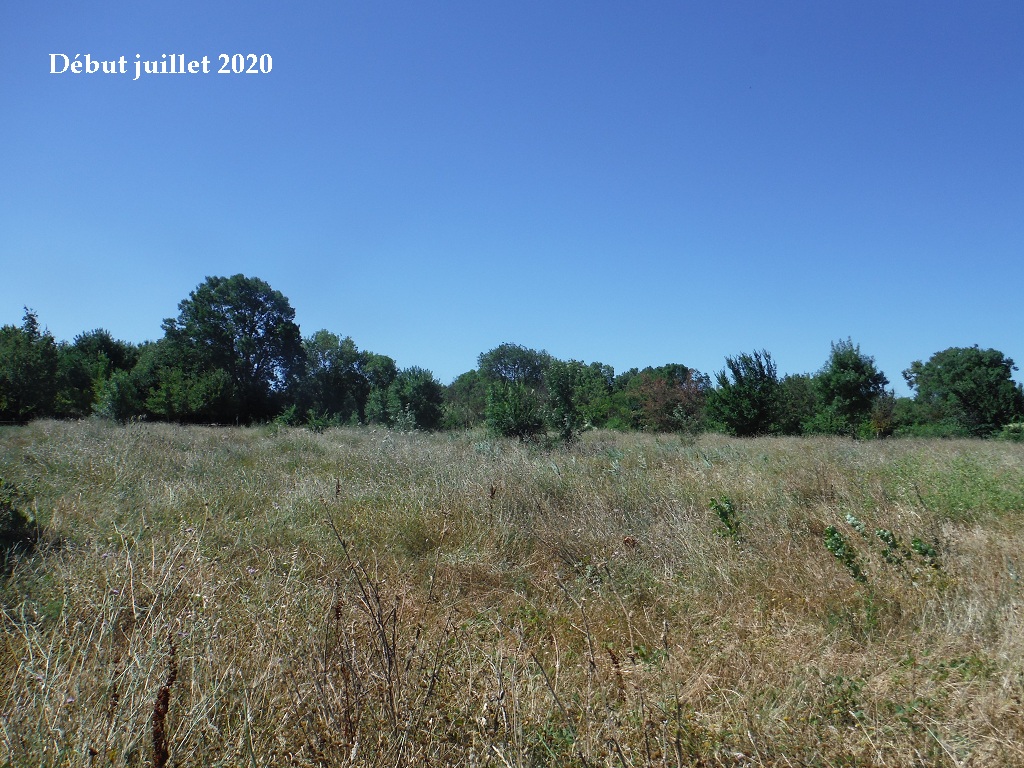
[
  {"left": 159, "top": 275, "right": 304, "bottom": 422},
  {"left": 298, "top": 330, "right": 368, "bottom": 424},
  {"left": 809, "top": 338, "right": 890, "bottom": 435},
  {"left": 903, "top": 346, "right": 1023, "bottom": 436},
  {"left": 4, "top": 275, "right": 1023, "bottom": 440},
  {"left": 478, "top": 343, "right": 552, "bottom": 388},
  {"left": 709, "top": 350, "right": 781, "bottom": 436},
  {"left": 479, "top": 343, "right": 552, "bottom": 439},
  {"left": 0, "top": 310, "right": 58, "bottom": 423}
]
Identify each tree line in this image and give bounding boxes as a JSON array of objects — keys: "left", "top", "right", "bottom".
[{"left": 2, "top": 274, "right": 1022, "bottom": 441}]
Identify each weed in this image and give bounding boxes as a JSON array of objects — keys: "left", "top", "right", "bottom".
[
  {"left": 816, "top": 672, "right": 865, "bottom": 727},
  {"left": 710, "top": 495, "right": 741, "bottom": 540},
  {"left": 910, "top": 537, "right": 940, "bottom": 568},
  {"left": 392, "top": 405, "right": 418, "bottom": 433},
  {"left": 825, "top": 514, "right": 943, "bottom": 586},
  {"left": 824, "top": 525, "right": 866, "bottom": 582},
  {"left": 305, "top": 408, "right": 332, "bottom": 433}
]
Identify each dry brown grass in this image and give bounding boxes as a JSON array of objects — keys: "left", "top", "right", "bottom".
[{"left": 2, "top": 420, "right": 1024, "bottom": 766}]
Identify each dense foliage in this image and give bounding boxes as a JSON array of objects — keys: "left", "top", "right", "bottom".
[
  {"left": 903, "top": 346, "right": 1023, "bottom": 436},
  {"left": 0, "top": 311, "right": 58, "bottom": 423},
  {"left": 3, "top": 275, "right": 1022, "bottom": 436},
  {"left": 708, "top": 350, "right": 781, "bottom": 436},
  {"left": 806, "top": 339, "right": 890, "bottom": 437},
  {"left": 156, "top": 274, "right": 305, "bottom": 423}
]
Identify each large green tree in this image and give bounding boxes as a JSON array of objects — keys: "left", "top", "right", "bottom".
[
  {"left": 544, "top": 359, "right": 594, "bottom": 443},
  {"left": 708, "top": 350, "right": 781, "bottom": 436},
  {"left": 808, "top": 339, "right": 889, "bottom": 435},
  {"left": 612, "top": 364, "right": 709, "bottom": 432},
  {"left": 0, "top": 310, "right": 59, "bottom": 423},
  {"left": 479, "top": 343, "right": 552, "bottom": 439},
  {"left": 158, "top": 275, "right": 304, "bottom": 422},
  {"left": 54, "top": 330, "right": 139, "bottom": 418},
  {"left": 478, "top": 343, "right": 552, "bottom": 388},
  {"left": 442, "top": 369, "right": 489, "bottom": 429},
  {"left": 903, "top": 346, "right": 1023, "bottom": 436},
  {"left": 298, "top": 330, "right": 369, "bottom": 424}
]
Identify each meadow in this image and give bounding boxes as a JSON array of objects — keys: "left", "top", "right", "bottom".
[{"left": 2, "top": 420, "right": 1023, "bottom": 767}]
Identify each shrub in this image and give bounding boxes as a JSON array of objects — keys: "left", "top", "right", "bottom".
[
  {"left": 93, "top": 368, "right": 145, "bottom": 422},
  {"left": 868, "top": 390, "right": 897, "bottom": 437},
  {"left": 998, "top": 422, "right": 1024, "bottom": 442},
  {"left": 485, "top": 381, "right": 545, "bottom": 440},
  {"left": 824, "top": 524, "right": 866, "bottom": 582},
  {"left": 710, "top": 496, "right": 741, "bottom": 540},
  {"left": 544, "top": 359, "right": 590, "bottom": 443},
  {"left": 803, "top": 405, "right": 852, "bottom": 437},
  {"left": 304, "top": 408, "right": 334, "bottom": 433},
  {"left": 894, "top": 421, "right": 971, "bottom": 439}
]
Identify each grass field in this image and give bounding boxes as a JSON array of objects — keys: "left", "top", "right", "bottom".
[{"left": 2, "top": 420, "right": 1024, "bottom": 766}]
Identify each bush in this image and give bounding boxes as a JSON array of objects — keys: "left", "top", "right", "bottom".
[
  {"left": 304, "top": 408, "right": 334, "bottom": 433},
  {"left": 868, "top": 390, "right": 897, "bottom": 438},
  {"left": 544, "top": 359, "right": 590, "bottom": 443},
  {"left": 998, "top": 423, "right": 1024, "bottom": 443},
  {"left": 93, "top": 368, "right": 145, "bottom": 422},
  {"left": 485, "top": 381, "right": 545, "bottom": 440},
  {"left": 894, "top": 421, "right": 971, "bottom": 439},
  {"left": 803, "top": 405, "right": 852, "bottom": 436}
]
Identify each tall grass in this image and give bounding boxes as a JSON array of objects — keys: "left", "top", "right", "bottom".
[{"left": 2, "top": 420, "right": 1023, "bottom": 766}]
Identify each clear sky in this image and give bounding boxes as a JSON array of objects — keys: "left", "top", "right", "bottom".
[{"left": 2, "top": 2, "right": 1022, "bottom": 391}]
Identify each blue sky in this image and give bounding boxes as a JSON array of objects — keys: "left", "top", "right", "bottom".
[{"left": 2, "top": 2, "right": 1022, "bottom": 392}]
